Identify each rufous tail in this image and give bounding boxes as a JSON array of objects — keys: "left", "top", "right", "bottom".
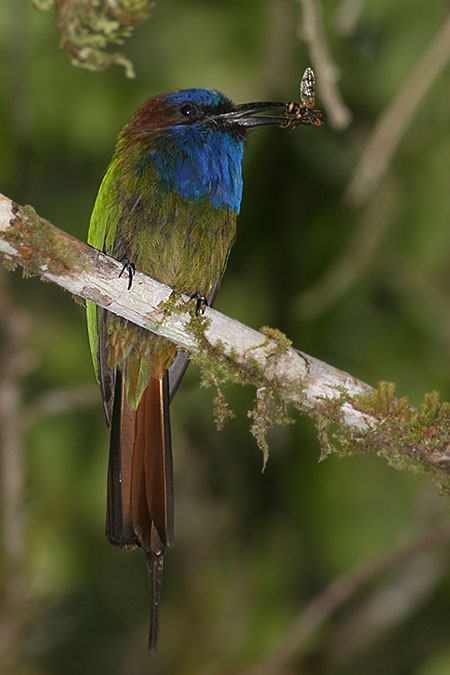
[{"left": 106, "top": 369, "right": 174, "bottom": 651}]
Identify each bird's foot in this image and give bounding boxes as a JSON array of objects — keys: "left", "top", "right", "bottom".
[
  {"left": 119, "top": 257, "right": 136, "bottom": 290},
  {"left": 190, "top": 292, "right": 208, "bottom": 316}
]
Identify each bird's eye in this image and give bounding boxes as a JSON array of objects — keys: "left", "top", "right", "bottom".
[{"left": 180, "top": 103, "right": 199, "bottom": 118}]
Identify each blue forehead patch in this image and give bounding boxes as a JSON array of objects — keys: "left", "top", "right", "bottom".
[{"left": 163, "top": 88, "right": 232, "bottom": 110}]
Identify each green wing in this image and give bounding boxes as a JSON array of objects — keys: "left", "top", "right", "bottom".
[{"left": 86, "top": 161, "right": 120, "bottom": 381}]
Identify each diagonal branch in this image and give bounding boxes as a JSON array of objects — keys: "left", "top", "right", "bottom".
[
  {"left": 0, "top": 193, "right": 449, "bottom": 488},
  {"left": 297, "top": 0, "right": 352, "bottom": 130},
  {"left": 242, "top": 520, "right": 450, "bottom": 675},
  {"left": 345, "top": 8, "right": 450, "bottom": 206}
]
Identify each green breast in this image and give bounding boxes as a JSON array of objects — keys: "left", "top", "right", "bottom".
[
  {"left": 90, "top": 156, "right": 237, "bottom": 408},
  {"left": 109, "top": 160, "right": 237, "bottom": 297}
]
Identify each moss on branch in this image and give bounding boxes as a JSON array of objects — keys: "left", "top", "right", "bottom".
[
  {"left": 189, "top": 319, "right": 297, "bottom": 466},
  {"left": 314, "top": 382, "right": 450, "bottom": 492},
  {"left": 4, "top": 203, "right": 88, "bottom": 280}
]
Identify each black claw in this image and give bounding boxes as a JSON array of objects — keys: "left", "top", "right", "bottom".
[
  {"left": 190, "top": 293, "right": 208, "bottom": 316},
  {"left": 119, "top": 258, "right": 136, "bottom": 290}
]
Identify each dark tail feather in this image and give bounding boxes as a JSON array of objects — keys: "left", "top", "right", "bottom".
[
  {"left": 106, "top": 369, "right": 136, "bottom": 547},
  {"left": 147, "top": 549, "right": 164, "bottom": 652},
  {"left": 106, "top": 368, "right": 174, "bottom": 650}
]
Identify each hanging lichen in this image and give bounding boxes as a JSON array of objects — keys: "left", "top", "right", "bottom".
[{"left": 33, "top": 0, "right": 155, "bottom": 77}]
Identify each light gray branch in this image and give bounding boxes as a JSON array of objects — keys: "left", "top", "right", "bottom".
[
  {"left": 1, "top": 193, "right": 449, "bottom": 486},
  {"left": 0, "top": 193, "right": 372, "bottom": 421}
]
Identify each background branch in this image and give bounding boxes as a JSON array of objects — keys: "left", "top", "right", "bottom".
[
  {"left": 345, "top": 8, "right": 450, "bottom": 206},
  {"left": 242, "top": 520, "right": 450, "bottom": 675},
  {"left": 297, "top": 0, "right": 352, "bottom": 129},
  {"left": 0, "top": 276, "right": 32, "bottom": 669},
  {"left": 294, "top": 8, "right": 450, "bottom": 320}
]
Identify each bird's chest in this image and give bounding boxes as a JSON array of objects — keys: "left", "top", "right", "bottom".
[
  {"left": 114, "top": 133, "right": 242, "bottom": 296},
  {"left": 116, "top": 191, "right": 237, "bottom": 298}
]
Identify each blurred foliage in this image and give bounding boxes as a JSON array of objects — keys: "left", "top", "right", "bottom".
[{"left": 1, "top": 0, "right": 450, "bottom": 674}]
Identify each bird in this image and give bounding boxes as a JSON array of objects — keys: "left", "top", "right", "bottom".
[{"left": 86, "top": 86, "right": 322, "bottom": 650}]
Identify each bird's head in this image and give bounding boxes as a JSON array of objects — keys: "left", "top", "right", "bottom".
[
  {"left": 121, "top": 88, "right": 293, "bottom": 143},
  {"left": 116, "top": 88, "right": 312, "bottom": 212}
]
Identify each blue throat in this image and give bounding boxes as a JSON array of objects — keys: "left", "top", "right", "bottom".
[{"left": 147, "top": 125, "right": 245, "bottom": 213}]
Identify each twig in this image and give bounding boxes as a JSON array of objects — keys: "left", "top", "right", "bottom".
[
  {"left": 0, "top": 277, "right": 31, "bottom": 668},
  {"left": 295, "top": 8, "right": 450, "bottom": 317},
  {"left": 263, "top": 0, "right": 297, "bottom": 95},
  {"left": 296, "top": 9, "right": 450, "bottom": 318},
  {"left": 297, "top": 0, "right": 352, "bottom": 129},
  {"left": 242, "top": 521, "right": 450, "bottom": 675},
  {"left": 333, "top": 0, "right": 366, "bottom": 36},
  {"left": 24, "top": 383, "right": 100, "bottom": 429},
  {"left": 346, "top": 9, "right": 450, "bottom": 206},
  {"left": 295, "top": 179, "right": 397, "bottom": 319}
]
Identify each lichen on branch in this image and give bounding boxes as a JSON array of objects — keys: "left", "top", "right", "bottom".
[
  {"left": 189, "top": 318, "right": 297, "bottom": 467},
  {"left": 315, "top": 382, "right": 450, "bottom": 492},
  {"left": 33, "top": 0, "right": 155, "bottom": 78}
]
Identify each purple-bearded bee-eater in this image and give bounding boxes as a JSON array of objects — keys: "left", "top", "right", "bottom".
[{"left": 87, "top": 84, "right": 323, "bottom": 650}]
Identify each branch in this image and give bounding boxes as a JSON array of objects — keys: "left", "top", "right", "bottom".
[
  {"left": 242, "top": 520, "right": 450, "bottom": 674},
  {"left": 295, "top": 179, "right": 396, "bottom": 319},
  {"left": 0, "top": 193, "right": 449, "bottom": 488},
  {"left": 23, "top": 383, "right": 100, "bottom": 429},
  {"left": 0, "top": 278, "right": 32, "bottom": 665},
  {"left": 297, "top": 0, "right": 352, "bottom": 130},
  {"left": 345, "top": 8, "right": 450, "bottom": 206}
]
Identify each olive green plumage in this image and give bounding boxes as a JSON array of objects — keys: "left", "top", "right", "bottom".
[{"left": 87, "top": 152, "right": 237, "bottom": 409}]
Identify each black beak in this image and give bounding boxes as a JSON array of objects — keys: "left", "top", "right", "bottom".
[
  {"left": 216, "top": 101, "right": 324, "bottom": 128},
  {"left": 216, "top": 102, "right": 290, "bottom": 128}
]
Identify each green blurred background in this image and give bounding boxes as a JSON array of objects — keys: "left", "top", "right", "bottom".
[{"left": 1, "top": 1, "right": 450, "bottom": 674}]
